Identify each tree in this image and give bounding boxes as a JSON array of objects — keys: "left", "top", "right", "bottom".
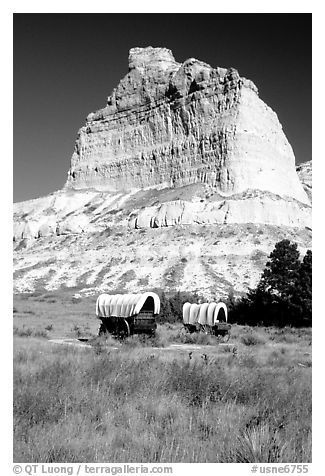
[
  {"left": 157, "top": 290, "right": 203, "bottom": 323},
  {"left": 229, "top": 240, "right": 312, "bottom": 327},
  {"left": 254, "top": 239, "right": 302, "bottom": 324},
  {"left": 291, "top": 250, "right": 312, "bottom": 325},
  {"left": 158, "top": 291, "right": 173, "bottom": 322},
  {"left": 258, "top": 239, "right": 300, "bottom": 299}
]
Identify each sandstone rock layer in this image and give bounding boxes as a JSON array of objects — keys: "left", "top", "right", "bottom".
[
  {"left": 66, "top": 47, "right": 309, "bottom": 206},
  {"left": 296, "top": 160, "right": 312, "bottom": 203}
]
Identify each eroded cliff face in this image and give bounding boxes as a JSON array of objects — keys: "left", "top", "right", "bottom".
[
  {"left": 65, "top": 47, "right": 308, "bottom": 205},
  {"left": 296, "top": 160, "right": 312, "bottom": 203},
  {"left": 13, "top": 47, "right": 312, "bottom": 295}
]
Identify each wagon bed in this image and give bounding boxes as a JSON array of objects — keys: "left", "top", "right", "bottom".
[
  {"left": 96, "top": 292, "right": 160, "bottom": 338},
  {"left": 182, "top": 301, "right": 231, "bottom": 342}
]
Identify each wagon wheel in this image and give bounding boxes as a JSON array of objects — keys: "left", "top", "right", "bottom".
[
  {"left": 180, "top": 326, "right": 189, "bottom": 337},
  {"left": 97, "top": 322, "right": 107, "bottom": 336},
  {"left": 204, "top": 325, "right": 214, "bottom": 335},
  {"left": 198, "top": 324, "right": 209, "bottom": 334},
  {"left": 215, "top": 331, "right": 230, "bottom": 344},
  {"left": 116, "top": 319, "right": 130, "bottom": 340}
]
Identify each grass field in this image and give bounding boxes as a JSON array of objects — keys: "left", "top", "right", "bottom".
[{"left": 13, "top": 290, "right": 312, "bottom": 463}]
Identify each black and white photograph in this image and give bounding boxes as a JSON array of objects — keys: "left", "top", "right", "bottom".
[{"left": 12, "top": 8, "right": 314, "bottom": 469}]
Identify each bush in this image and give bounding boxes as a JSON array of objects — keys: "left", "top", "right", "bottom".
[
  {"left": 178, "top": 332, "right": 219, "bottom": 346},
  {"left": 156, "top": 291, "right": 202, "bottom": 323},
  {"left": 122, "top": 333, "right": 167, "bottom": 348},
  {"left": 240, "top": 333, "right": 265, "bottom": 346},
  {"left": 13, "top": 327, "right": 48, "bottom": 338},
  {"left": 14, "top": 326, "right": 33, "bottom": 337}
]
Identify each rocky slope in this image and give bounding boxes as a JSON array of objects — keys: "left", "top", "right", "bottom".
[
  {"left": 13, "top": 182, "right": 311, "bottom": 242},
  {"left": 13, "top": 222, "right": 312, "bottom": 299},
  {"left": 296, "top": 160, "right": 312, "bottom": 203},
  {"left": 13, "top": 47, "right": 312, "bottom": 297}
]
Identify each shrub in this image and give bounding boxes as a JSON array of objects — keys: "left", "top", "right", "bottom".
[
  {"left": 13, "top": 326, "right": 33, "bottom": 337},
  {"left": 157, "top": 290, "right": 202, "bottom": 323},
  {"left": 13, "top": 327, "right": 48, "bottom": 338},
  {"left": 234, "top": 425, "right": 287, "bottom": 462},
  {"left": 240, "top": 333, "right": 265, "bottom": 346},
  {"left": 33, "top": 330, "right": 48, "bottom": 338},
  {"left": 72, "top": 324, "right": 82, "bottom": 338},
  {"left": 178, "top": 331, "right": 220, "bottom": 346},
  {"left": 123, "top": 333, "right": 167, "bottom": 348}
]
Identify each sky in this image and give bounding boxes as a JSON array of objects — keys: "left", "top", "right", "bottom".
[{"left": 13, "top": 13, "right": 312, "bottom": 203}]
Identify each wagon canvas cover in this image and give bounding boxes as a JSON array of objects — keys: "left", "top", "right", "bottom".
[
  {"left": 96, "top": 292, "right": 160, "bottom": 318},
  {"left": 183, "top": 302, "right": 228, "bottom": 326}
]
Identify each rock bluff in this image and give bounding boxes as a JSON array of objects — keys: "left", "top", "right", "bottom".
[
  {"left": 13, "top": 47, "right": 312, "bottom": 295},
  {"left": 66, "top": 46, "right": 309, "bottom": 206}
]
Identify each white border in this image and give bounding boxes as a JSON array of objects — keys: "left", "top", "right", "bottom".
[{"left": 5, "top": 2, "right": 322, "bottom": 473}]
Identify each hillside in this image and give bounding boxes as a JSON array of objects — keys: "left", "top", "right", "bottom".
[{"left": 13, "top": 47, "right": 312, "bottom": 297}]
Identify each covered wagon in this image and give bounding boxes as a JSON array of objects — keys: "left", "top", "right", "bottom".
[
  {"left": 96, "top": 292, "right": 160, "bottom": 338},
  {"left": 182, "top": 301, "right": 231, "bottom": 342}
]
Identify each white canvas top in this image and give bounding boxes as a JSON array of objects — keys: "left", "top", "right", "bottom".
[
  {"left": 183, "top": 301, "right": 228, "bottom": 325},
  {"left": 96, "top": 292, "right": 160, "bottom": 318}
]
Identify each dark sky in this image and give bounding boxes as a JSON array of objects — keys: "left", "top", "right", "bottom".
[{"left": 13, "top": 13, "right": 311, "bottom": 203}]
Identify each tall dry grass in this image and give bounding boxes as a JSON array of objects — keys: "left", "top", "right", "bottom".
[{"left": 14, "top": 330, "right": 311, "bottom": 463}]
